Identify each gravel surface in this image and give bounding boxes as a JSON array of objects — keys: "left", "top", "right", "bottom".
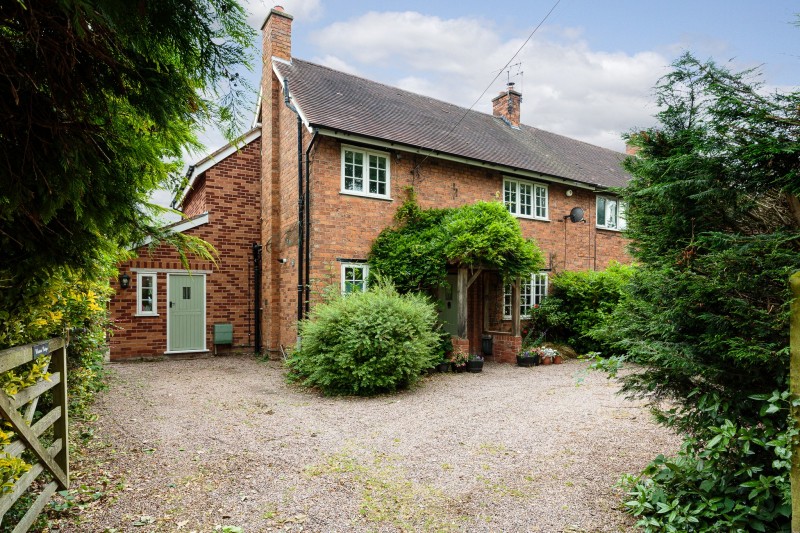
[{"left": 61, "top": 355, "right": 680, "bottom": 532}]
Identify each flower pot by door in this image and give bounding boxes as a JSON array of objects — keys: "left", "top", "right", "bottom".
[
  {"left": 466, "top": 360, "right": 483, "bottom": 373},
  {"left": 541, "top": 356, "right": 553, "bottom": 365},
  {"left": 553, "top": 355, "right": 564, "bottom": 364},
  {"left": 516, "top": 355, "right": 539, "bottom": 367}
]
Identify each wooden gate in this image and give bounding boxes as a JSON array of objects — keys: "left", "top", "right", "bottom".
[{"left": 0, "top": 338, "right": 69, "bottom": 531}]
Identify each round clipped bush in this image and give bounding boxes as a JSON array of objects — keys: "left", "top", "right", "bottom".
[{"left": 286, "top": 278, "right": 440, "bottom": 396}]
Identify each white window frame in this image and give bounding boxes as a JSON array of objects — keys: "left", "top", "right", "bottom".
[
  {"left": 136, "top": 272, "right": 158, "bottom": 316},
  {"left": 596, "top": 195, "right": 627, "bottom": 230},
  {"left": 504, "top": 273, "right": 548, "bottom": 319},
  {"left": 341, "top": 263, "right": 369, "bottom": 294},
  {"left": 503, "top": 178, "right": 548, "bottom": 220},
  {"left": 340, "top": 145, "right": 391, "bottom": 200}
]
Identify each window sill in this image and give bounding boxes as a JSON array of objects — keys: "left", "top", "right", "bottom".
[
  {"left": 136, "top": 313, "right": 159, "bottom": 317},
  {"left": 514, "top": 215, "right": 549, "bottom": 222},
  {"left": 502, "top": 316, "right": 533, "bottom": 321},
  {"left": 340, "top": 190, "right": 393, "bottom": 202},
  {"left": 596, "top": 226, "right": 626, "bottom": 233}
]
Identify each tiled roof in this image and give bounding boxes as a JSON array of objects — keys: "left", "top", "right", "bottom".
[{"left": 273, "top": 58, "right": 631, "bottom": 189}]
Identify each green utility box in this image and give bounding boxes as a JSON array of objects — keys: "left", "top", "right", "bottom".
[{"left": 213, "top": 323, "right": 233, "bottom": 355}]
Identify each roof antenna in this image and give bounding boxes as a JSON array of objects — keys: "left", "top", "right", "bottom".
[{"left": 505, "top": 62, "right": 523, "bottom": 91}]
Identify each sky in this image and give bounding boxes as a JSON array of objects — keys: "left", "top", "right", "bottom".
[{"left": 159, "top": 0, "right": 799, "bottom": 211}]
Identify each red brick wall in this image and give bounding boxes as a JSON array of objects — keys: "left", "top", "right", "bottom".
[
  {"left": 110, "top": 136, "right": 261, "bottom": 360},
  {"left": 289, "top": 137, "right": 629, "bottom": 355},
  {"left": 181, "top": 174, "right": 206, "bottom": 218},
  {"left": 260, "top": 70, "right": 311, "bottom": 353},
  {"left": 492, "top": 334, "right": 522, "bottom": 364}
]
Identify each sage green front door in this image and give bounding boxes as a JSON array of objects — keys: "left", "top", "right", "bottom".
[
  {"left": 168, "top": 274, "right": 206, "bottom": 352},
  {"left": 438, "top": 274, "right": 459, "bottom": 336}
]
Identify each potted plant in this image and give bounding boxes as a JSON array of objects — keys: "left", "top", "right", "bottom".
[
  {"left": 450, "top": 349, "right": 469, "bottom": 373},
  {"left": 537, "top": 346, "right": 559, "bottom": 365},
  {"left": 466, "top": 354, "right": 484, "bottom": 373},
  {"left": 516, "top": 348, "right": 540, "bottom": 367},
  {"left": 435, "top": 329, "right": 453, "bottom": 372}
]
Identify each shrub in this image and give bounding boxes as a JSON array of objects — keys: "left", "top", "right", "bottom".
[
  {"left": 622, "top": 393, "right": 792, "bottom": 532},
  {"left": 286, "top": 279, "right": 440, "bottom": 396},
  {"left": 598, "top": 54, "right": 800, "bottom": 530},
  {"left": 527, "top": 262, "right": 633, "bottom": 354}
]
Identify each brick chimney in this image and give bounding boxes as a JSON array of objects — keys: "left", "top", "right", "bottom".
[
  {"left": 262, "top": 5, "right": 293, "bottom": 62},
  {"left": 625, "top": 143, "right": 641, "bottom": 156},
  {"left": 625, "top": 132, "right": 645, "bottom": 156},
  {"left": 492, "top": 82, "right": 522, "bottom": 128}
]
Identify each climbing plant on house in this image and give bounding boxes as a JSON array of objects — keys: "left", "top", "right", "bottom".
[
  {"left": 368, "top": 190, "right": 545, "bottom": 292},
  {"left": 602, "top": 53, "right": 800, "bottom": 531}
]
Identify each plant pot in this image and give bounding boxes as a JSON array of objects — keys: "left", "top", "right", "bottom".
[
  {"left": 436, "top": 362, "right": 451, "bottom": 373},
  {"left": 453, "top": 364, "right": 466, "bottom": 373},
  {"left": 466, "top": 359, "right": 483, "bottom": 373},
  {"left": 553, "top": 355, "right": 564, "bottom": 364},
  {"left": 541, "top": 355, "right": 553, "bottom": 365},
  {"left": 516, "top": 355, "right": 539, "bottom": 367}
]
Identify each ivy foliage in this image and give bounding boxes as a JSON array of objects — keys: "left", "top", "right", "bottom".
[
  {"left": 600, "top": 53, "right": 800, "bottom": 531},
  {"left": 368, "top": 190, "right": 545, "bottom": 292},
  {"left": 286, "top": 278, "right": 440, "bottom": 396}
]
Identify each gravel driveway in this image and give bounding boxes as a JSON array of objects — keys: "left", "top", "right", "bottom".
[{"left": 61, "top": 356, "right": 679, "bottom": 532}]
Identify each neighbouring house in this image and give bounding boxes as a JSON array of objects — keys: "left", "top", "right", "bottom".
[{"left": 108, "top": 5, "right": 633, "bottom": 362}]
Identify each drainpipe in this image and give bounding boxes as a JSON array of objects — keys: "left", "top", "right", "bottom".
[
  {"left": 252, "top": 243, "right": 262, "bottom": 353},
  {"left": 283, "top": 78, "right": 305, "bottom": 322},
  {"left": 304, "top": 131, "right": 318, "bottom": 315}
]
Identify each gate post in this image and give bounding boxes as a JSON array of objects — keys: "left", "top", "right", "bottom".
[
  {"left": 790, "top": 272, "right": 800, "bottom": 533},
  {"left": 52, "top": 343, "right": 69, "bottom": 487}
]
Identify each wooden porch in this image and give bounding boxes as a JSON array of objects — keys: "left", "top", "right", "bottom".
[{"left": 452, "top": 266, "right": 523, "bottom": 364}]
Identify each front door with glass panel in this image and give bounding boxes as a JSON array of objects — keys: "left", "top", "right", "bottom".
[
  {"left": 438, "top": 274, "right": 459, "bottom": 336},
  {"left": 168, "top": 274, "right": 205, "bottom": 352}
]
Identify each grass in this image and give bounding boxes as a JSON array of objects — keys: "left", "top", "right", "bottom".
[{"left": 305, "top": 448, "right": 468, "bottom": 531}]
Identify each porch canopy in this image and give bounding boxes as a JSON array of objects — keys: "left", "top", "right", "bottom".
[{"left": 454, "top": 266, "right": 522, "bottom": 339}]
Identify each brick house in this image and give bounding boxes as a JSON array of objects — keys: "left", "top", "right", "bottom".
[{"left": 108, "top": 6, "right": 632, "bottom": 362}]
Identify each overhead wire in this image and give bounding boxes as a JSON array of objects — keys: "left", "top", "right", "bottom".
[{"left": 413, "top": 0, "right": 562, "bottom": 171}]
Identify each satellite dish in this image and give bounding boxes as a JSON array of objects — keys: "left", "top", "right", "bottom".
[{"left": 569, "top": 207, "right": 585, "bottom": 223}]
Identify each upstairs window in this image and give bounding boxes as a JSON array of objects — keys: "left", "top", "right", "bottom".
[
  {"left": 341, "top": 263, "right": 369, "bottom": 294},
  {"left": 341, "top": 146, "right": 390, "bottom": 199},
  {"left": 504, "top": 178, "right": 548, "bottom": 220},
  {"left": 137, "top": 273, "right": 157, "bottom": 316},
  {"left": 596, "top": 196, "right": 627, "bottom": 230},
  {"left": 503, "top": 273, "right": 548, "bottom": 319}
]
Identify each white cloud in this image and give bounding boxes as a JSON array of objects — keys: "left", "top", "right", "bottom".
[
  {"left": 311, "top": 11, "right": 672, "bottom": 151},
  {"left": 310, "top": 55, "right": 363, "bottom": 76},
  {"left": 243, "top": 0, "right": 323, "bottom": 30}
]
